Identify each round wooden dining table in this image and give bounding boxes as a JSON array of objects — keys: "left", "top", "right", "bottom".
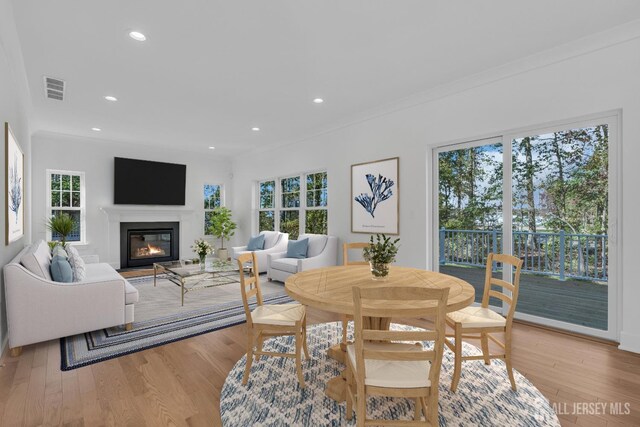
[{"left": 285, "top": 265, "right": 475, "bottom": 401}]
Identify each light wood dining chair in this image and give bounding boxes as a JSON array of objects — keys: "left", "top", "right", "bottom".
[
  {"left": 341, "top": 242, "right": 370, "bottom": 347},
  {"left": 345, "top": 286, "right": 449, "bottom": 427},
  {"left": 237, "top": 252, "right": 310, "bottom": 387},
  {"left": 445, "top": 253, "right": 523, "bottom": 392}
]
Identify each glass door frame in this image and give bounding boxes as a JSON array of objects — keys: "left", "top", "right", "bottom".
[{"left": 430, "top": 111, "right": 621, "bottom": 341}]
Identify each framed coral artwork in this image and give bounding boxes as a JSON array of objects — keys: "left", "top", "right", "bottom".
[
  {"left": 351, "top": 157, "right": 399, "bottom": 234},
  {"left": 5, "top": 123, "right": 24, "bottom": 245}
]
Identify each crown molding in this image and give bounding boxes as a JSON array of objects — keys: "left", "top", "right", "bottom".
[{"left": 244, "top": 19, "right": 640, "bottom": 157}]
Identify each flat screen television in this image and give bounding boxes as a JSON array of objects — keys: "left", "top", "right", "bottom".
[{"left": 114, "top": 157, "right": 186, "bottom": 205}]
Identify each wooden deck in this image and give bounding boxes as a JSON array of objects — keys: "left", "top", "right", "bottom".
[{"left": 440, "top": 265, "right": 608, "bottom": 330}]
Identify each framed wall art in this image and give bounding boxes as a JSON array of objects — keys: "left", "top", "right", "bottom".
[
  {"left": 351, "top": 157, "right": 399, "bottom": 234},
  {"left": 5, "top": 122, "right": 24, "bottom": 245}
]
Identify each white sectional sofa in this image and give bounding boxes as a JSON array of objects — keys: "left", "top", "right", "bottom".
[
  {"left": 231, "top": 231, "right": 289, "bottom": 273},
  {"left": 3, "top": 240, "right": 139, "bottom": 355},
  {"left": 267, "top": 233, "right": 338, "bottom": 282}
]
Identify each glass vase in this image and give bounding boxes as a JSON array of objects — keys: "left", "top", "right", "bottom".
[
  {"left": 199, "top": 254, "right": 206, "bottom": 270},
  {"left": 370, "top": 261, "right": 389, "bottom": 281}
]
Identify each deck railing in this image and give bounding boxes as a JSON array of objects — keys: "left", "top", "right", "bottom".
[{"left": 439, "top": 228, "right": 608, "bottom": 282}]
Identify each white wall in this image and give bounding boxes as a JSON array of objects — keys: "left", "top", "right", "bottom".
[
  {"left": 0, "top": 0, "right": 32, "bottom": 353},
  {"left": 232, "top": 37, "right": 640, "bottom": 352},
  {"left": 31, "top": 133, "right": 234, "bottom": 267}
]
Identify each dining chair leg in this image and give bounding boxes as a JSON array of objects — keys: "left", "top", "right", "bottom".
[
  {"left": 505, "top": 331, "right": 517, "bottom": 391},
  {"left": 302, "top": 316, "right": 310, "bottom": 360},
  {"left": 451, "top": 325, "right": 462, "bottom": 392},
  {"left": 341, "top": 315, "right": 349, "bottom": 344},
  {"left": 356, "top": 383, "right": 366, "bottom": 427},
  {"left": 414, "top": 397, "right": 422, "bottom": 421},
  {"left": 242, "top": 329, "right": 254, "bottom": 385},
  {"left": 295, "top": 329, "right": 306, "bottom": 388},
  {"left": 255, "top": 332, "right": 264, "bottom": 362},
  {"left": 481, "top": 332, "right": 491, "bottom": 365},
  {"left": 345, "top": 364, "right": 354, "bottom": 421},
  {"left": 426, "top": 395, "right": 436, "bottom": 426}
]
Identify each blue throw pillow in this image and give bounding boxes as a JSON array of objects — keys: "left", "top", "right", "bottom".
[
  {"left": 286, "top": 238, "right": 309, "bottom": 259},
  {"left": 50, "top": 255, "right": 74, "bottom": 283},
  {"left": 52, "top": 245, "right": 68, "bottom": 259},
  {"left": 247, "top": 234, "right": 265, "bottom": 251}
]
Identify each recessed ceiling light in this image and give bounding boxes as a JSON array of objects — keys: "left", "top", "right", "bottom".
[
  {"left": 91, "top": 127, "right": 101, "bottom": 132},
  {"left": 104, "top": 95, "right": 118, "bottom": 102},
  {"left": 313, "top": 98, "right": 324, "bottom": 104},
  {"left": 208, "top": 146, "right": 215, "bottom": 150},
  {"left": 251, "top": 127, "right": 260, "bottom": 132},
  {"left": 129, "top": 31, "right": 146, "bottom": 42}
]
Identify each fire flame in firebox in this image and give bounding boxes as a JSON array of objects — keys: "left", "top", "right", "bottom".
[{"left": 136, "top": 244, "right": 166, "bottom": 257}]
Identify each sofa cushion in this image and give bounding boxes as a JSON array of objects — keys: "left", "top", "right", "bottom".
[
  {"left": 286, "top": 238, "right": 309, "bottom": 259},
  {"left": 303, "top": 234, "right": 328, "bottom": 258},
  {"left": 125, "top": 281, "right": 139, "bottom": 304},
  {"left": 20, "top": 240, "right": 53, "bottom": 280},
  {"left": 262, "top": 231, "right": 280, "bottom": 249},
  {"left": 66, "top": 245, "right": 87, "bottom": 282},
  {"left": 270, "top": 258, "right": 299, "bottom": 274},
  {"left": 50, "top": 255, "right": 74, "bottom": 283},
  {"left": 82, "top": 263, "right": 139, "bottom": 304},
  {"left": 247, "top": 234, "right": 265, "bottom": 251}
]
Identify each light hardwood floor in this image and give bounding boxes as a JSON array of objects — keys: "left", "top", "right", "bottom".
[{"left": 0, "top": 308, "right": 638, "bottom": 426}]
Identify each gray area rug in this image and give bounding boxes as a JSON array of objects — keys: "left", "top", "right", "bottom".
[
  {"left": 60, "top": 274, "right": 290, "bottom": 370},
  {"left": 221, "top": 322, "right": 560, "bottom": 427}
]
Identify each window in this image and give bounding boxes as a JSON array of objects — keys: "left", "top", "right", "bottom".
[
  {"left": 280, "top": 176, "right": 301, "bottom": 239},
  {"left": 305, "top": 171, "right": 328, "bottom": 234},
  {"left": 47, "top": 170, "right": 85, "bottom": 243},
  {"left": 258, "top": 180, "right": 275, "bottom": 232},
  {"left": 204, "top": 184, "right": 222, "bottom": 234},
  {"left": 257, "top": 171, "right": 328, "bottom": 239}
]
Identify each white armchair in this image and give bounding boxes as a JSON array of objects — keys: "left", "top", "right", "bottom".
[
  {"left": 267, "top": 234, "right": 338, "bottom": 282},
  {"left": 231, "top": 231, "right": 289, "bottom": 273}
]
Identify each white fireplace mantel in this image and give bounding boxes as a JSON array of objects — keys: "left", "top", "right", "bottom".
[{"left": 100, "top": 206, "right": 196, "bottom": 268}]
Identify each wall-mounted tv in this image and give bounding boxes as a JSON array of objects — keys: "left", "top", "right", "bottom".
[{"left": 114, "top": 157, "right": 186, "bottom": 205}]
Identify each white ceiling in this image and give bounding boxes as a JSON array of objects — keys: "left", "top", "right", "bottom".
[{"left": 11, "top": 1, "right": 640, "bottom": 157}]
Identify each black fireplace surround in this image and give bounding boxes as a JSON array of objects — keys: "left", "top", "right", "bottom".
[{"left": 120, "top": 222, "right": 180, "bottom": 268}]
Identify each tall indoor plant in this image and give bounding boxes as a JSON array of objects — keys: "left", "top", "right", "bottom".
[
  {"left": 363, "top": 233, "right": 400, "bottom": 280},
  {"left": 46, "top": 213, "right": 77, "bottom": 247},
  {"left": 208, "top": 207, "right": 237, "bottom": 260}
]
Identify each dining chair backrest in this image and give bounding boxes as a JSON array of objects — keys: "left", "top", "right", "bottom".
[
  {"left": 481, "top": 253, "right": 523, "bottom": 323},
  {"left": 351, "top": 286, "right": 449, "bottom": 388},
  {"left": 237, "top": 252, "right": 263, "bottom": 326},
  {"left": 343, "top": 242, "right": 369, "bottom": 266}
]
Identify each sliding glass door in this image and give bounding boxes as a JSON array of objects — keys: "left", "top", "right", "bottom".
[{"left": 435, "top": 115, "right": 618, "bottom": 339}]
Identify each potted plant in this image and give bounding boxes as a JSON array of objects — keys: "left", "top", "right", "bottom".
[
  {"left": 207, "top": 207, "right": 237, "bottom": 260},
  {"left": 191, "top": 238, "right": 213, "bottom": 270},
  {"left": 46, "top": 213, "right": 77, "bottom": 247},
  {"left": 362, "top": 234, "right": 400, "bottom": 280}
]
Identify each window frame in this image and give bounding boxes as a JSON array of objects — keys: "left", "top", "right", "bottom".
[
  {"left": 256, "top": 169, "right": 328, "bottom": 237},
  {"left": 46, "top": 169, "right": 86, "bottom": 245},
  {"left": 203, "top": 183, "right": 224, "bottom": 235}
]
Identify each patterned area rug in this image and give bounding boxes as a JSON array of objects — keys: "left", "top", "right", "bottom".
[
  {"left": 60, "top": 274, "right": 291, "bottom": 370},
  {"left": 220, "top": 322, "right": 560, "bottom": 427}
]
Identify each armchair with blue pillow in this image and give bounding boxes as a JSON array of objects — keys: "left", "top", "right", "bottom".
[
  {"left": 231, "top": 231, "right": 289, "bottom": 273},
  {"left": 266, "top": 234, "right": 338, "bottom": 282}
]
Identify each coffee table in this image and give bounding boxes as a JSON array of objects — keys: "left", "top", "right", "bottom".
[{"left": 153, "top": 259, "right": 242, "bottom": 306}]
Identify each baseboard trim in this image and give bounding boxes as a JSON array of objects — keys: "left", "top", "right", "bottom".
[
  {"left": 513, "top": 319, "right": 618, "bottom": 347},
  {"left": 618, "top": 331, "right": 640, "bottom": 354}
]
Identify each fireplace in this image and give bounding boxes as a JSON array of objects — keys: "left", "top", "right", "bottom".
[{"left": 120, "top": 222, "right": 179, "bottom": 268}]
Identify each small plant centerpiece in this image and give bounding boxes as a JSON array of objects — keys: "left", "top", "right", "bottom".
[
  {"left": 362, "top": 233, "right": 400, "bottom": 280},
  {"left": 46, "top": 213, "right": 77, "bottom": 247},
  {"left": 207, "top": 207, "right": 237, "bottom": 260},
  {"left": 191, "top": 238, "right": 213, "bottom": 269}
]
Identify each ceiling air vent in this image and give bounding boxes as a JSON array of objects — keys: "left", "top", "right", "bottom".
[{"left": 44, "top": 76, "right": 65, "bottom": 101}]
